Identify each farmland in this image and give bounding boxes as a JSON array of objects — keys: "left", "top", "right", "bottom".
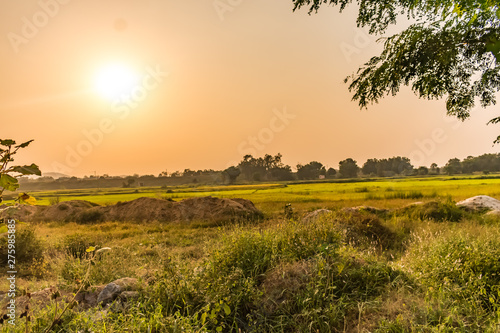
[
  {"left": 16, "top": 174, "right": 500, "bottom": 214},
  {"left": 1, "top": 175, "right": 500, "bottom": 332}
]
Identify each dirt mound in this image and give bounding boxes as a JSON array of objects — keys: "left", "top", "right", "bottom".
[
  {"left": 175, "top": 196, "right": 262, "bottom": 222},
  {"left": 33, "top": 200, "right": 100, "bottom": 222},
  {"left": 98, "top": 197, "right": 178, "bottom": 222},
  {"left": 456, "top": 195, "right": 500, "bottom": 211},
  {"left": 0, "top": 197, "right": 263, "bottom": 223},
  {"left": 0, "top": 205, "right": 37, "bottom": 221},
  {"left": 100, "top": 196, "right": 262, "bottom": 222}
]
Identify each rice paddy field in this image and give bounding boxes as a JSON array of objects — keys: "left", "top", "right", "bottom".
[
  {"left": 21, "top": 175, "right": 500, "bottom": 215},
  {"left": 1, "top": 175, "right": 500, "bottom": 332}
]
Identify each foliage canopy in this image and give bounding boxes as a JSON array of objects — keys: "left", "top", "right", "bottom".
[{"left": 293, "top": 0, "right": 500, "bottom": 141}]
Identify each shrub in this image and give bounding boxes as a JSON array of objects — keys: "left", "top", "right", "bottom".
[
  {"left": 62, "top": 233, "right": 100, "bottom": 258},
  {"left": 205, "top": 220, "right": 342, "bottom": 280},
  {"left": 402, "top": 230, "right": 500, "bottom": 314},
  {"left": 49, "top": 196, "right": 61, "bottom": 205},
  {"left": 399, "top": 201, "right": 465, "bottom": 222},
  {"left": 75, "top": 209, "right": 104, "bottom": 224},
  {"left": 0, "top": 226, "right": 44, "bottom": 266},
  {"left": 58, "top": 203, "right": 69, "bottom": 211},
  {"left": 253, "top": 249, "right": 405, "bottom": 332},
  {"left": 336, "top": 212, "right": 397, "bottom": 251}
]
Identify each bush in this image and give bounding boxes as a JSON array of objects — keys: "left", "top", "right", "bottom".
[
  {"left": 336, "top": 212, "right": 397, "bottom": 251},
  {"left": 58, "top": 203, "right": 69, "bottom": 211},
  {"left": 399, "top": 201, "right": 465, "bottom": 222},
  {"left": 75, "top": 209, "right": 104, "bottom": 224},
  {"left": 62, "top": 233, "right": 101, "bottom": 258},
  {"left": 403, "top": 230, "right": 500, "bottom": 314},
  {"left": 49, "top": 196, "right": 61, "bottom": 205},
  {"left": 253, "top": 248, "right": 405, "bottom": 332},
  {"left": 0, "top": 226, "right": 44, "bottom": 266},
  {"left": 205, "top": 220, "right": 342, "bottom": 279},
  {"left": 152, "top": 220, "right": 343, "bottom": 331}
]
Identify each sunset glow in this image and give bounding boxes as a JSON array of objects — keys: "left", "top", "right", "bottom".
[
  {"left": 94, "top": 64, "right": 139, "bottom": 101},
  {"left": 1, "top": 1, "right": 498, "bottom": 177}
]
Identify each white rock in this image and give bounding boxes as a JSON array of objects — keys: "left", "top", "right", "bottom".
[
  {"left": 485, "top": 210, "right": 500, "bottom": 217},
  {"left": 456, "top": 195, "right": 500, "bottom": 211}
]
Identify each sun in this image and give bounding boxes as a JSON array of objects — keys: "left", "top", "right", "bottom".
[{"left": 94, "top": 64, "right": 139, "bottom": 101}]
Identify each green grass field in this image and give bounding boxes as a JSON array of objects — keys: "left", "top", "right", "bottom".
[
  {"left": 1, "top": 175, "right": 500, "bottom": 332},
  {"left": 17, "top": 175, "right": 500, "bottom": 215}
]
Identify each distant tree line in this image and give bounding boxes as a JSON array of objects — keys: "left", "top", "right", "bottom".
[
  {"left": 443, "top": 154, "right": 500, "bottom": 175},
  {"left": 235, "top": 154, "right": 294, "bottom": 182},
  {"left": 17, "top": 153, "right": 500, "bottom": 192}
]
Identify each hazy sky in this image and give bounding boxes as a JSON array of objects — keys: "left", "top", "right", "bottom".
[{"left": 1, "top": 0, "right": 499, "bottom": 176}]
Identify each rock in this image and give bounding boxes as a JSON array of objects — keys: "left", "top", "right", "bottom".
[
  {"left": 119, "top": 291, "right": 140, "bottom": 301},
  {"left": 456, "top": 195, "right": 500, "bottom": 211},
  {"left": 111, "top": 277, "right": 139, "bottom": 291},
  {"left": 485, "top": 210, "right": 500, "bottom": 217},
  {"left": 302, "top": 209, "right": 332, "bottom": 222},
  {"left": 74, "top": 286, "right": 105, "bottom": 309},
  {"left": 97, "top": 283, "right": 122, "bottom": 306}
]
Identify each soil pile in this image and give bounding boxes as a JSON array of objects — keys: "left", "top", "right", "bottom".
[{"left": 0, "top": 196, "right": 263, "bottom": 223}]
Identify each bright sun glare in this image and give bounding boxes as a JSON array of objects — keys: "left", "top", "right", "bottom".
[{"left": 94, "top": 64, "right": 139, "bottom": 101}]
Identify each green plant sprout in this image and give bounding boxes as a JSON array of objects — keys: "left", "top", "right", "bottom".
[{"left": 0, "top": 139, "right": 41, "bottom": 205}]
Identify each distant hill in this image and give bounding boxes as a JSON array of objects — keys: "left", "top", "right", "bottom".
[{"left": 42, "top": 172, "right": 70, "bottom": 179}]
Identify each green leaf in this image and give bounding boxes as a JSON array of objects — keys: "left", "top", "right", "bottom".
[
  {"left": 0, "top": 174, "right": 19, "bottom": 192},
  {"left": 86, "top": 246, "right": 96, "bottom": 253},
  {"left": 223, "top": 303, "right": 231, "bottom": 315},
  {"left": 15, "top": 140, "right": 34, "bottom": 149},
  {"left": 0, "top": 140, "right": 15, "bottom": 146},
  {"left": 201, "top": 312, "right": 207, "bottom": 325},
  {"left": 452, "top": 4, "right": 464, "bottom": 17},
  {"left": 486, "top": 37, "right": 500, "bottom": 62},
  {"left": 216, "top": 327, "right": 222, "bottom": 332},
  {"left": 12, "top": 164, "right": 42, "bottom": 176}
]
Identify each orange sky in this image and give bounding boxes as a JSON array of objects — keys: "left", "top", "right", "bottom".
[{"left": 1, "top": 0, "right": 499, "bottom": 176}]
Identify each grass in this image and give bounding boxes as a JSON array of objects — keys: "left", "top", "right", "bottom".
[
  {"left": 1, "top": 177, "right": 500, "bottom": 331},
  {"left": 6, "top": 175, "right": 500, "bottom": 215}
]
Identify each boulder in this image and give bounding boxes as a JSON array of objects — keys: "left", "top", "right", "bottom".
[
  {"left": 485, "top": 209, "right": 500, "bottom": 217},
  {"left": 456, "top": 195, "right": 500, "bottom": 211},
  {"left": 97, "top": 283, "right": 122, "bottom": 306}
]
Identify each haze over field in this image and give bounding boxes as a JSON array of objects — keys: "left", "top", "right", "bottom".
[{"left": 1, "top": 0, "right": 499, "bottom": 176}]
